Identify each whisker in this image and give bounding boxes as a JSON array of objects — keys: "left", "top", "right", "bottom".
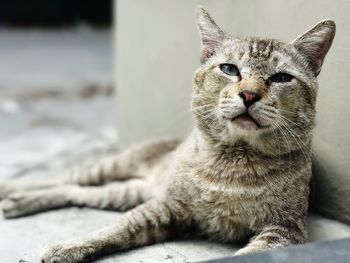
[{"left": 274, "top": 117, "right": 311, "bottom": 161}]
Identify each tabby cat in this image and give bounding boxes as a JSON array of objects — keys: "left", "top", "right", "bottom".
[{"left": 0, "top": 7, "right": 335, "bottom": 263}]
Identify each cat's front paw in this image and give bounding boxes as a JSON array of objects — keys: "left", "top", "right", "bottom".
[
  {"left": 234, "top": 246, "right": 261, "bottom": 256},
  {"left": 1, "top": 193, "right": 31, "bottom": 218},
  {"left": 41, "top": 242, "right": 94, "bottom": 263},
  {"left": 1, "top": 191, "right": 47, "bottom": 218},
  {"left": 0, "top": 182, "right": 17, "bottom": 200}
]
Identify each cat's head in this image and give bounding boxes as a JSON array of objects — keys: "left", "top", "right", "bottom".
[{"left": 192, "top": 7, "right": 335, "bottom": 150}]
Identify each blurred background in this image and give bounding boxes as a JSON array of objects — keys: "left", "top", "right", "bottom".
[
  {"left": 0, "top": 0, "right": 116, "bottom": 181},
  {"left": 0, "top": 0, "right": 111, "bottom": 27},
  {"left": 1, "top": 0, "right": 350, "bottom": 262},
  {"left": 0, "top": 3, "right": 118, "bottom": 260}
]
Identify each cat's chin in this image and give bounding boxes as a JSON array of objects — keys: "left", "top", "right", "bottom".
[{"left": 231, "top": 113, "right": 260, "bottom": 130}]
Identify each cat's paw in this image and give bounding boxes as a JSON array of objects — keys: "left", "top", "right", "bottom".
[
  {"left": 41, "top": 242, "right": 94, "bottom": 263},
  {"left": 2, "top": 193, "right": 28, "bottom": 218},
  {"left": 0, "top": 182, "right": 17, "bottom": 200},
  {"left": 234, "top": 247, "right": 258, "bottom": 256},
  {"left": 234, "top": 244, "right": 275, "bottom": 256},
  {"left": 1, "top": 192, "right": 44, "bottom": 218}
]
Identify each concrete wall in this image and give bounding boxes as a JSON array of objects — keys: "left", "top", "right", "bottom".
[{"left": 115, "top": 0, "right": 350, "bottom": 223}]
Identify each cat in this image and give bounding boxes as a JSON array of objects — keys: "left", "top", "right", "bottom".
[{"left": 0, "top": 7, "right": 335, "bottom": 263}]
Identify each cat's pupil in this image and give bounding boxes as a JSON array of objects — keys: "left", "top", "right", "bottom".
[
  {"left": 270, "top": 73, "right": 294, "bottom": 83},
  {"left": 220, "top": 64, "right": 240, "bottom": 76}
]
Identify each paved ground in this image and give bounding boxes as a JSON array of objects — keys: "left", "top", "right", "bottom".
[{"left": 1, "top": 29, "right": 350, "bottom": 263}]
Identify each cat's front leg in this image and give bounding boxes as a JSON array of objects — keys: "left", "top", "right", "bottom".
[
  {"left": 1, "top": 180, "right": 150, "bottom": 218},
  {"left": 41, "top": 199, "right": 184, "bottom": 263},
  {"left": 235, "top": 223, "right": 306, "bottom": 256}
]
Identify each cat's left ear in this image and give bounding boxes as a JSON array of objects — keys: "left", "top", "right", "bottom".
[
  {"left": 292, "top": 20, "right": 336, "bottom": 76},
  {"left": 196, "top": 7, "right": 226, "bottom": 63}
]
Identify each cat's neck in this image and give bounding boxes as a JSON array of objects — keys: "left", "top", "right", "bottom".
[
  {"left": 186, "top": 128, "right": 309, "bottom": 186},
  {"left": 191, "top": 128, "right": 310, "bottom": 168},
  {"left": 193, "top": 128, "right": 271, "bottom": 157}
]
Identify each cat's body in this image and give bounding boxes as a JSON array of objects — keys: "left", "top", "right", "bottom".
[{"left": 0, "top": 7, "right": 335, "bottom": 263}]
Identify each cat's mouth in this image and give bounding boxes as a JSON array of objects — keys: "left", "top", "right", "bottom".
[{"left": 231, "top": 113, "right": 261, "bottom": 130}]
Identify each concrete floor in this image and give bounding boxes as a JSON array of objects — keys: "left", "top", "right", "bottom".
[{"left": 1, "top": 29, "right": 350, "bottom": 263}]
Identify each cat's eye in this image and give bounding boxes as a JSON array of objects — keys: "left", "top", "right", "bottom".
[
  {"left": 219, "top": 64, "right": 240, "bottom": 76},
  {"left": 270, "top": 73, "right": 294, "bottom": 83}
]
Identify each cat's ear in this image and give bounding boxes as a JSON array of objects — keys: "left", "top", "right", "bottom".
[
  {"left": 292, "top": 20, "right": 336, "bottom": 76},
  {"left": 196, "top": 7, "right": 226, "bottom": 63}
]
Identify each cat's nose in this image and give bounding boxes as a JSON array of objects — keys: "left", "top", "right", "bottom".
[{"left": 239, "top": 91, "right": 261, "bottom": 108}]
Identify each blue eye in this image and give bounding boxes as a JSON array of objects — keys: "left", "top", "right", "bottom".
[
  {"left": 219, "top": 64, "right": 240, "bottom": 76},
  {"left": 270, "top": 73, "right": 294, "bottom": 83}
]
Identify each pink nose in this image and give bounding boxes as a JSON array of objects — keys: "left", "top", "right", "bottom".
[
  {"left": 239, "top": 91, "right": 261, "bottom": 108},
  {"left": 243, "top": 92, "right": 256, "bottom": 102}
]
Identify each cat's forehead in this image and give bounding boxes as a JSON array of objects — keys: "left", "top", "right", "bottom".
[{"left": 222, "top": 37, "right": 283, "bottom": 59}]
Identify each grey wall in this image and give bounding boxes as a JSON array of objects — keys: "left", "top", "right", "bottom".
[{"left": 115, "top": 0, "right": 350, "bottom": 224}]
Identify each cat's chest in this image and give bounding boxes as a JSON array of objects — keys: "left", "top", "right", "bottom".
[
  {"left": 187, "top": 182, "right": 267, "bottom": 241},
  {"left": 172, "top": 148, "right": 282, "bottom": 240},
  {"left": 192, "top": 181, "right": 266, "bottom": 219},
  {"left": 187, "top": 179, "right": 274, "bottom": 241},
  {"left": 180, "top": 161, "right": 280, "bottom": 240}
]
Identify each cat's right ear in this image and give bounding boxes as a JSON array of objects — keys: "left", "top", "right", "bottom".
[{"left": 196, "top": 7, "right": 225, "bottom": 63}]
